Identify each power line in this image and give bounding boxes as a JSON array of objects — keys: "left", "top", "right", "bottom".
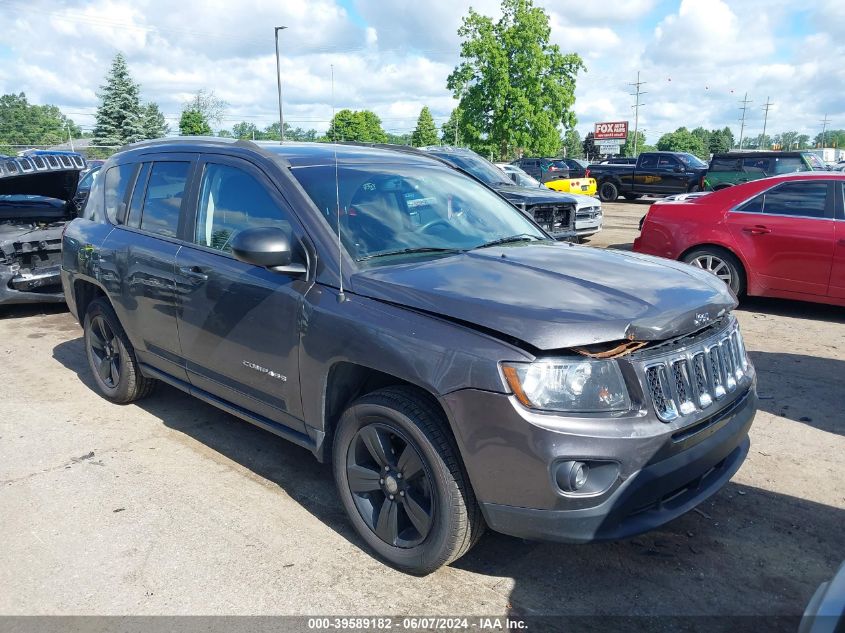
[
  {"left": 820, "top": 114, "right": 831, "bottom": 148},
  {"left": 737, "top": 92, "right": 752, "bottom": 149},
  {"left": 759, "top": 97, "right": 773, "bottom": 149},
  {"left": 628, "top": 71, "right": 647, "bottom": 155}
]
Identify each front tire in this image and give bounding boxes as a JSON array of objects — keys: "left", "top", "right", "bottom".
[
  {"left": 83, "top": 297, "right": 156, "bottom": 403},
  {"left": 333, "top": 386, "right": 483, "bottom": 575},
  {"left": 683, "top": 247, "right": 745, "bottom": 296},
  {"left": 599, "top": 181, "right": 619, "bottom": 202}
]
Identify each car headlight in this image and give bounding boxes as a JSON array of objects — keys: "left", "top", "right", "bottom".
[{"left": 501, "top": 359, "right": 631, "bottom": 413}]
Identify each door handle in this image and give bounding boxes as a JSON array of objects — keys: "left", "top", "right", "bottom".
[
  {"left": 742, "top": 225, "right": 772, "bottom": 235},
  {"left": 178, "top": 265, "right": 208, "bottom": 281}
]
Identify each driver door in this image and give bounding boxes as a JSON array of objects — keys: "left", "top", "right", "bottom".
[{"left": 174, "top": 155, "right": 311, "bottom": 431}]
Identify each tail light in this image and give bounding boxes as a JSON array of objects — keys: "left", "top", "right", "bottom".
[
  {"left": 585, "top": 168, "right": 591, "bottom": 178},
  {"left": 700, "top": 175, "right": 705, "bottom": 189}
]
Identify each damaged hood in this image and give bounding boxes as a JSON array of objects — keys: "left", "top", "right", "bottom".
[
  {"left": 351, "top": 242, "right": 737, "bottom": 350},
  {"left": 0, "top": 152, "right": 86, "bottom": 206}
]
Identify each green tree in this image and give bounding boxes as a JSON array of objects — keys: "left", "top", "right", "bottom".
[
  {"left": 411, "top": 106, "right": 439, "bottom": 147},
  {"left": 814, "top": 129, "right": 845, "bottom": 148},
  {"left": 447, "top": 0, "right": 585, "bottom": 159},
  {"left": 708, "top": 127, "right": 734, "bottom": 154},
  {"left": 93, "top": 53, "right": 145, "bottom": 146},
  {"left": 232, "top": 121, "right": 259, "bottom": 139},
  {"left": 582, "top": 132, "right": 600, "bottom": 161},
  {"left": 386, "top": 132, "right": 412, "bottom": 145},
  {"left": 0, "top": 92, "right": 80, "bottom": 150},
  {"left": 183, "top": 89, "right": 228, "bottom": 127},
  {"left": 620, "top": 131, "right": 646, "bottom": 157},
  {"left": 179, "top": 109, "right": 212, "bottom": 136},
  {"left": 326, "top": 109, "right": 387, "bottom": 142},
  {"left": 262, "top": 122, "right": 318, "bottom": 141},
  {"left": 440, "top": 108, "right": 462, "bottom": 145},
  {"left": 217, "top": 129, "right": 233, "bottom": 138},
  {"left": 560, "top": 129, "right": 582, "bottom": 158},
  {"left": 656, "top": 127, "right": 707, "bottom": 157},
  {"left": 796, "top": 134, "right": 810, "bottom": 150},
  {"left": 141, "top": 102, "right": 169, "bottom": 139}
]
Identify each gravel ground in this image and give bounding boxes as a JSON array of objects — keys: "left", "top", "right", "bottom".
[{"left": 1, "top": 201, "right": 842, "bottom": 629}]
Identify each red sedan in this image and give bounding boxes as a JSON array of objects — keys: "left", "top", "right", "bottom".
[{"left": 633, "top": 172, "right": 845, "bottom": 307}]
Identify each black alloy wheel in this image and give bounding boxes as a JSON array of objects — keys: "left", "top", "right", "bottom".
[
  {"left": 88, "top": 314, "right": 121, "bottom": 389},
  {"left": 83, "top": 297, "right": 155, "bottom": 403},
  {"left": 332, "top": 386, "right": 483, "bottom": 574},
  {"left": 346, "top": 423, "right": 434, "bottom": 548}
]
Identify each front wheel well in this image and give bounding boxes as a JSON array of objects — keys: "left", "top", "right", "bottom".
[{"left": 322, "top": 363, "right": 448, "bottom": 463}]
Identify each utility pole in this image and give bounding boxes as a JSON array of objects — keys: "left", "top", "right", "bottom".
[
  {"left": 737, "top": 93, "right": 752, "bottom": 149},
  {"left": 65, "top": 121, "right": 74, "bottom": 152},
  {"left": 628, "top": 71, "right": 647, "bottom": 156},
  {"left": 759, "top": 97, "right": 773, "bottom": 149},
  {"left": 820, "top": 114, "right": 831, "bottom": 148},
  {"left": 274, "top": 26, "right": 288, "bottom": 143}
]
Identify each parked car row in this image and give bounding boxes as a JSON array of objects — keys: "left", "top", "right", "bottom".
[{"left": 59, "top": 137, "right": 756, "bottom": 574}]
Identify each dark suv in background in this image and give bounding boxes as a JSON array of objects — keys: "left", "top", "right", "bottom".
[
  {"left": 61, "top": 138, "right": 756, "bottom": 574},
  {"left": 420, "top": 146, "right": 578, "bottom": 240}
]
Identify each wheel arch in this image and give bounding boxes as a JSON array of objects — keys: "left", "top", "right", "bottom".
[
  {"left": 320, "top": 362, "right": 451, "bottom": 464},
  {"left": 679, "top": 242, "right": 749, "bottom": 293},
  {"left": 73, "top": 278, "right": 109, "bottom": 324}
]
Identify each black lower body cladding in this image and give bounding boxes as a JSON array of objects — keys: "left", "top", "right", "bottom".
[{"left": 440, "top": 384, "right": 757, "bottom": 542}]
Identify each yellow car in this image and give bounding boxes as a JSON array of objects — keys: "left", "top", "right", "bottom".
[{"left": 545, "top": 177, "right": 597, "bottom": 196}]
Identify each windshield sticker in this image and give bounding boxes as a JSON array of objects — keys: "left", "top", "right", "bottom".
[{"left": 405, "top": 195, "right": 436, "bottom": 208}]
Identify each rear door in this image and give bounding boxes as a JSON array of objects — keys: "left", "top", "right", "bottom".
[
  {"left": 99, "top": 155, "right": 196, "bottom": 382},
  {"left": 174, "top": 154, "right": 310, "bottom": 431},
  {"left": 828, "top": 181, "right": 845, "bottom": 299},
  {"left": 725, "top": 179, "right": 835, "bottom": 295},
  {"left": 634, "top": 154, "right": 660, "bottom": 194}
]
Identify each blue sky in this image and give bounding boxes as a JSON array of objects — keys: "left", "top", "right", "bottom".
[{"left": 0, "top": 0, "right": 842, "bottom": 145}]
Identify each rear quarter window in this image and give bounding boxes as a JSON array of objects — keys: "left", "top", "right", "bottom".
[
  {"left": 710, "top": 158, "right": 741, "bottom": 172},
  {"left": 103, "top": 163, "right": 136, "bottom": 224}
]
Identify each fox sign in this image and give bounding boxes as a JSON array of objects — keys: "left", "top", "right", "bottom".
[{"left": 594, "top": 121, "right": 629, "bottom": 140}]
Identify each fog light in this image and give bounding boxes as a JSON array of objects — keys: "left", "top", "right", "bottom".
[{"left": 557, "top": 460, "right": 589, "bottom": 492}]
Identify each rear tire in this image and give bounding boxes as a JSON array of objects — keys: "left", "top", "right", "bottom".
[
  {"left": 83, "top": 297, "right": 156, "bottom": 404},
  {"left": 688, "top": 184, "right": 701, "bottom": 193},
  {"left": 683, "top": 247, "right": 746, "bottom": 296},
  {"left": 599, "top": 181, "right": 619, "bottom": 202},
  {"left": 333, "top": 386, "right": 483, "bottom": 575}
]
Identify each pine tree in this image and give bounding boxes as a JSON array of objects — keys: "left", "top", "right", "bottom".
[
  {"left": 411, "top": 106, "right": 439, "bottom": 147},
  {"left": 93, "top": 53, "right": 144, "bottom": 146},
  {"left": 141, "top": 103, "right": 169, "bottom": 139}
]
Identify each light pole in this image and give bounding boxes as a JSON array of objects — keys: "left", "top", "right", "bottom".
[{"left": 274, "top": 26, "right": 287, "bottom": 143}]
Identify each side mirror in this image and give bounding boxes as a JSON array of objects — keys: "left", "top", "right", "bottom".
[{"left": 230, "top": 226, "right": 306, "bottom": 275}]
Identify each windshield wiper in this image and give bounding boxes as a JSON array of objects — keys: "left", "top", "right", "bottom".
[
  {"left": 357, "top": 247, "right": 463, "bottom": 262},
  {"left": 473, "top": 234, "right": 544, "bottom": 250}
]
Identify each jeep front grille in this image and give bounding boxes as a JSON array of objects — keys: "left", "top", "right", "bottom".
[{"left": 644, "top": 324, "right": 749, "bottom": 422}]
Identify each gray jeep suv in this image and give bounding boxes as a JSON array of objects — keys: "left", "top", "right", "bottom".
[{"left": 61, "top": 138, "right": 757, "bottom": 574}]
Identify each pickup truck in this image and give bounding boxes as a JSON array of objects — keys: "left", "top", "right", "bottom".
[{"left": 589, "top": 151, "right": 709, "bottom": 202}]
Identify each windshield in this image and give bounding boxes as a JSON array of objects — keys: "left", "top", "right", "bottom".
[
  {"left": 426, "top": 151, "right": 512, "bottom": 187},
  {"left": 292, "top": 163, "right": 547, "bottom": 263},
  {"left": 677, "top": 153, "right": 708, "bottom": 168},
  {"left": 803, "top": 153, "right": 826, "bottom": 170},
  {"left": 506, "top": 166, "right": 542, "bottom": 188}
]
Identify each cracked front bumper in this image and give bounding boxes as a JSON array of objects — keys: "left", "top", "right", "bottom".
[{"left": 0, "top": 265, "right": 64, "bottom": 305}]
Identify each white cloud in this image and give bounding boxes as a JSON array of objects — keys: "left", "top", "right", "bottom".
[{"left": 0, "top": 0, "right": 842, "bottom": 145}]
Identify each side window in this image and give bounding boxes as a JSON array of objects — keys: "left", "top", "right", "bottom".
[
  {"left": 742, "top": 158, "right": 770, "bottom": 174},
  {"left": 103, "top": 163, "right": 136, "bottom": 224},
  {"left": 657, "top": 156, "right": 678, "bottom": 169},
  {"left": 194, "top": 163, "right": 291, "bottom": 252},
  {"left": 139, "top": 162, "right": 191, "bottom": 238},
  {"left": 772, "top": 157, "right": 806, "bottom": 174},
  {"left": 639, "top": 155, "right": 658, "bottom": 169},
  {"left": 736, "top": 181, "right": 829, "bottom": 218},
  {"left": 82, "top": 174, "right": 105, "bottom": 222},
  {"left": 126, "top": 163, "right": 151, "bottom": 228},
  {"left": 711, "top": 158, "right": 741, "bottom": 172}
]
